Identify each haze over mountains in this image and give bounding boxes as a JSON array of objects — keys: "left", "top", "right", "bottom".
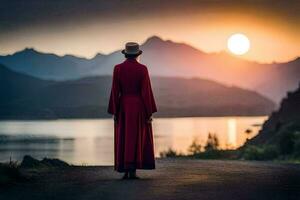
[
  {"left": 0, "top": 64, "right": 274, "bottom": 119},
  {"left": 0, "top": 36, "right": 299, "bottom": 103}
]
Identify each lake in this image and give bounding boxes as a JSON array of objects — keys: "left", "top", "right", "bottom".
[{"left": 0, "top": 116, "right": 267, "bottom": 165}]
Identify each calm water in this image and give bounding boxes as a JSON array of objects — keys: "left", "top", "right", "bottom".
[{"left": 0, "top": 116, "right": 267, "bottom": 165}]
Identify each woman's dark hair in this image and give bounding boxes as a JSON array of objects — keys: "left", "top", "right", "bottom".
[{"left": 125, "top": 54, "right": 139, "bottom": 59}]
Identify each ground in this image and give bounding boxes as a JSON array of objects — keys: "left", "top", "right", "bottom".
[{"left": 1, "top": 159, "right": 300, "bottom": 200}]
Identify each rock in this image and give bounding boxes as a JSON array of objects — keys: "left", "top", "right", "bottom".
[
  {"left": 20, "top": 155, "right": 45, "bottom": 168},
  {"left": 20, "top": 155, "right": 69, "bottom": 169},
  {"left": 41, "top": 158, "right": 69, "bottom": 167}
]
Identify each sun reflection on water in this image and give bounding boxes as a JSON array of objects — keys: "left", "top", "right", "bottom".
[
  {"left": 0, "top": 117, "right": 267, "bottom": 165},
  {"left": 227, "top": 118, "right": 237, "bottom": 149}
]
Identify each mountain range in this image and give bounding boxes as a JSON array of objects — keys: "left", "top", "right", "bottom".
[
  {"left": 0, "top": 36, "right": 299, "bottom": 103},
  {"left": 0, "top": 64, "right": 275, "bottom": 119}
]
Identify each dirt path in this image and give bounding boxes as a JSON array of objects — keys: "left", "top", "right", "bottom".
[{"left": 1, "top": 159, "right": 300, "bottom": 200}]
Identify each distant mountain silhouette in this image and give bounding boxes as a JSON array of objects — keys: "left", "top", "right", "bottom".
[
  {"left": 1, "top": 36, "right": 299, "bottom": 102},
  {"left": 0, "top": 64, "right": 275, "bottom": 119},
  {"left": 0, "top": 48, "right": 99, "bottom": 80},
  {"left": 246, "top": 83, "right": 300, "bottom": 145},
  {"left": 139, "top": 36, "right": 300, "bottom": 103}
]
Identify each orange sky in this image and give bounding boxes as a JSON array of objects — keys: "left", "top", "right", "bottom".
[{"left": 0, "top": 0, "right": 299, "bottom": 63}]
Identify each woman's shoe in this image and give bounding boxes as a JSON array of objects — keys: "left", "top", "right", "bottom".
[
  {"left": 129, "top": 171, "right": 140, "bottom": 179},
  {"left": 122, "top": 172, "right": 129, "bottom": 180}
]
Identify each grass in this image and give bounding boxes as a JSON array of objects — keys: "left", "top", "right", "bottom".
[{"left": 0, "top": 160, "right": 23, "bottom": 185}]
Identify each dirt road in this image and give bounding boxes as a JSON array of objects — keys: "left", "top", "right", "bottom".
[{"left": 1, "top": 159, "right": 300, "bottom": 200}]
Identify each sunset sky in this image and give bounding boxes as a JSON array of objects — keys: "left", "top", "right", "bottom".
[{"left": 0, "top": 0, "right": 299, "bottom": 63}]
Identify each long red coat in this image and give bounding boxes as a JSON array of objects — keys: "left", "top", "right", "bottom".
[{"left": 108, "top": 58, "right": 157, "bottom": 172}]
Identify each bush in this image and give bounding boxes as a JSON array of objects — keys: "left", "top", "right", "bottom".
[
  {"left": 279, "top": 132, "right": 296, "bottom": 155},
  {"left": 242, "top": 145, "right": 279, "bottom": 160},
  {"left": 160, "top": 148, "right": 180, "bottom": 158},
  {"left": 204, "top": 133, "right": 219, "bottom": 151},
  {"left": 188, "top": 139, "right": 202, "bottom": 155},
  {"left": 294, "top": 136, "right": 300, "bottom": 158},
  {"left": 194, "top": 149, "right": 222, "bottom": 159}
]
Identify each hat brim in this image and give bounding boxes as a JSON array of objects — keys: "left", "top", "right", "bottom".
[{"left": 121, "top": 50, "right": 143, "bottom": 56}]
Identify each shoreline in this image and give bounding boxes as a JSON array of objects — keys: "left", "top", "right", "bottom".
[{"left": 0, "top": 115, "right": 269, "bottom": 121}]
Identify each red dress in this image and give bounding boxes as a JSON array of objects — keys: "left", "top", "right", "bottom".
[{"left": 108, "top": 58, "right": 157, "bottom": 172}]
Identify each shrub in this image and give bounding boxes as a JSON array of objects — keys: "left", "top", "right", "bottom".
[
  {"left": 160, "top": 148, "right": 179, "bottom": 158},
  {"left": 204, "top": 133, "right": 219, "bottom": 151},
  {"left": 188, "top": 139, "right": 202, "bottom": 155},
  {"left": 242, "top": 145, "right": 279, "bottom": 160},
  {"left": 195, "top": 149, "right": 222, "bottom": 159},
  {"left": 279, "top": 132, "right": 296, "bottom": 155},
  {"left": 294, "top": 136, "right": 300, "bottom": 158}
]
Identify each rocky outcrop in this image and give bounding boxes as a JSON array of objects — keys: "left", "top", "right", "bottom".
[
  {"left": 20, "top": 155, "right": 70, "bottom": 168},
  {"left": 247, "top": 82, "right": 300, "bottom": 145}
]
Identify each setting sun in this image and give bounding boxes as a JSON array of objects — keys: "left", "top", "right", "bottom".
[{"left": 227, "top": 33, "right": 250, "bottom": 55}]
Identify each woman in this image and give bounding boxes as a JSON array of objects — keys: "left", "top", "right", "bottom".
[{"left": 108, "top": 42, "right": 157, "bottom": 179}]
